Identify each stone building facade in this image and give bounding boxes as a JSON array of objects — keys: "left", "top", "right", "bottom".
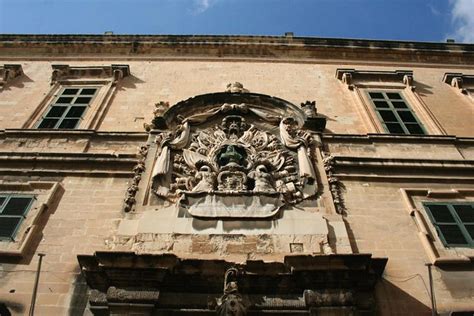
[{"left": 0, "top": 34, "right": 473, "bottom": 315}]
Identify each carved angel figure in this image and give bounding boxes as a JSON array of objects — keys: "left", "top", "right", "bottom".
[
  {"left": 248, "top": 165, "right": 274, "bottom": 192},
  {"left": 192, "top": 165, "right": 216, "bottom": 192}
]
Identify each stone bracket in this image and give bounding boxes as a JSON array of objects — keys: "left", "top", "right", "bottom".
[
  {"left": 443, "top": 72, "right": 474, "bottom": 94},
  {"left": 0, "top": 64, "right": 23, "bottom": 88}
]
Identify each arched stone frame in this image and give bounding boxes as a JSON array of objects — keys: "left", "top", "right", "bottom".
[
  {"left": 146, "top": 91, "right": 327, "bottom": 216},
  {"left": 336, "top": 68, "right": 447, "bottom": 135},
  {"left": 22, "top": 64, "right": 130, "bottom": 130},
  {"left": 115, "top": 87, "right": 354, "bottom": 255}
]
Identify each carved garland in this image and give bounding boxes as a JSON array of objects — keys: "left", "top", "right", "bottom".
[
  {"left": 123, "top": 144, "right": 149, "bottom": 212},
  {"left": 322, "top": 152, "right": 345, "bottom": 215}
]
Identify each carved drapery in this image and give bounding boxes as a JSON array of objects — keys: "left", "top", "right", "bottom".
[{"left": 149, "top": 91, "right": 326, "bottom": 219}]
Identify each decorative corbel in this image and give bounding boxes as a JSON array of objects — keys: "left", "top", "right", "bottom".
[
  {"left": 0, "top": 64, "right": 23, "bottom": 89},
  {"left": 451, "top": 77, "right": 463, "bottom": 89},
  {"left": 335, "top": 69, "right": 355, "bottom": 90},
  {"left": 299, "top": 100, "right": 326, "bottom": 132},
  {"left": 341, "top": 72, "right": 354, "bottom": 90},
  {"left": 300, "top": 100, "right": 317, "bottom": 118},
  {"left": 145, "top": 101, "right": 170, "bottom": 131},
  {"left": 452, "top": 77, "right": 468, "bottom": 94},
  {"left": 113, "top": 68, "right": 123, "bottom": 83},
  {"left": 50, "top": 65, "right": 69, "bottom": 85},
  {"left": 403, "top": 74, "right": 415, "bottom": 91},
  {"left": 443, "top": 73, "right": 474, "bottom": 95}
]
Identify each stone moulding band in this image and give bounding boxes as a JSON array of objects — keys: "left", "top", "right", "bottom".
[{"left": 0, "top": 34, "right": 472, "bottom": 65}]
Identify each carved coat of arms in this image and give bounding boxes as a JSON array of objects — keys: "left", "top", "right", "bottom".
[{"left": 150, "top": 89, "right": 324, "bottom": 219}]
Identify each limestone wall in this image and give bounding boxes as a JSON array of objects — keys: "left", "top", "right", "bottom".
[
  {"left": 0, "top": 176, "right": 128, "bottom": 315},
  {"left": 0, "top": 60, "right": 473, "bottom": 136},
  {"left": 0, "top": 41, "right": 473, "bottom": 315}
]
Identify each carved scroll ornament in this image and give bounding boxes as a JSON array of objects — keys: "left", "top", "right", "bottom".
[{"left": 151, "top": 99, "right": 319, "bottom": 219}]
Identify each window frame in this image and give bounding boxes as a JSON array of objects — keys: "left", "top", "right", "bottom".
[
  {"left": 423, "top": 202, "right": 474, "bottom": 248},
  {"left": 23, "top": 64, "right": 130, "bottom": 130},
  {"left": 35, "top": 86, "right": 100, "bottom": 130},
  {"left": 0, "top": 194, "right": 35, "bottom": 241},
  {"left": 366, "top": 90, "right": 427, "bottom": 135}
]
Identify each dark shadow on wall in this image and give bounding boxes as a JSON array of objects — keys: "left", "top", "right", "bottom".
[
  {"left": 376, "top": 279, "right": 432, "bottom": 316},
  {"left": 342, "top": 217, "right": 359, "bottom": 254},
  {"left": 117, "top": 74, "right": 145, "bottom": 90},
  {"left": 0, "top": 300, "right": 24, "bottom": 315},
  {"left": 1, "top": 73, "right": 34, "bottom": 90},
  {"left": 436, "top": 264, "right": 474, "bottom": 300},
  {"left": 413, "top": 81, "right": 433, "bottom": 97},
  {"left": 68, "top": 273, "right": 89, "bottom": 316}
]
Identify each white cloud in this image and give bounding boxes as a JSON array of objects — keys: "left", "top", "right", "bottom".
[
  {"left": 428, "top": 3, "right": 440, "bottom": 16},
  {"left": 450, "top": 0, "right": 474, "bottom": 43},
  {"left": 192, "top": 0, "right": 217, "bottom": 14}
]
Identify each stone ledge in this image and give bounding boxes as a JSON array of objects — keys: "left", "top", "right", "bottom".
[
  {"left": 332, "top": 156, "right": 474, "bottom": 169},
  {"left": 1, "top": 129, "right": 148, "bottom": 139},
  {"left": 0, "top": 152, "right": 137, "bottom": 176},
  {"left": 323, "top": 133, "right": 473, "bottom": 144},
  {"left": 0, "top": 34, "right": 472, "bottom": 64}
]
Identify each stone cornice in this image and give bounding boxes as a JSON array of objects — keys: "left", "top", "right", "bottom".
[
  {"left": 331, "top": 156, "right": 474, "bottom": 181},
  {"left": 0, "top": 34, "right": 472, "bottom": 64},
  {"left": 323, "top": 133, "right": 474, "bottom": 144},
  {"left": 0, "top": 129, "right": 148, "bottom": 139},
  {"left": 0, "top": 152, "right": 137, "bottom": 176}
]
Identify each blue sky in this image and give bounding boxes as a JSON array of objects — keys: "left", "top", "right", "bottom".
[{"left": 1, "top": 0, "right": 473, "bottom": 43}]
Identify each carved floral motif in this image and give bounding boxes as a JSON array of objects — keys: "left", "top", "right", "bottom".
[
  {"left": 123, "top": 145, "right": 149, "bottom": 212},
  {"left": 154, "top": 115, "right": 311, "bottom": 205},
  {"left": 322, "top": 152, "right": 345, "bottom": 214},
  {"left": 149, "top": 98, "right": 321, "bottom": 218}
]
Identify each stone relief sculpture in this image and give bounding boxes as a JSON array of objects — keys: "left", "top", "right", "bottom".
[
  {"left": 216, "top": 268, "right": 247, "bottom": 316},
  {"left": 248, "top": 165, "right": 274, "bottom": 192},
  {"left": 192, "top": 164, "right": 217, "bottom": 192},
  {"left": 149, "top": 89, "right": 325, "bottom": 219}
]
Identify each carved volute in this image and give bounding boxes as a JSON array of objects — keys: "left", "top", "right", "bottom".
[{"left": 149, "top": 91, "right": 326, "bottom": 219}]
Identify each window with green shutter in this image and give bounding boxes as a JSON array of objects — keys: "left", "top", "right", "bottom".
[
  {"left": 37, "top": 87, "right": 98, "bottom": 129},
  {"left": 0, "top": 195, "right": 35, "bottom": 241},
  {"left": 423, "top": 203, "right": 474, "bottom": 248},
  {"left": 367, "top": 91, "right": 426, "bottom": 135}
]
